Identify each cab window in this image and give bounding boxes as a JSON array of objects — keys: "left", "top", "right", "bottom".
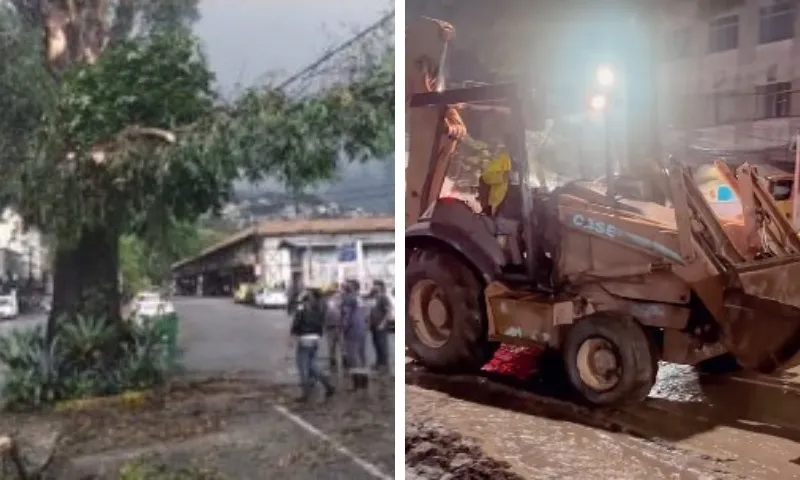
[{"left": 771, "top": 179, "right": 793, "bottom": 201}]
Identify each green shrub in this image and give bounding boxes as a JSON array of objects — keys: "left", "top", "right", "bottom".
[
  {"left": 0, "top": 314, "right": 179, "bottom": 409},
  {"left": 118, "top": 460, "right": 225, "bottom": 480}
]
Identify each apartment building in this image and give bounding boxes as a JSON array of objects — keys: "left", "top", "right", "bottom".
[
  {"left": 660, "top": 0, "right": 800, "bottom": 164},
  {"left": 0, "top": 209, "right": 46, "bottom": 283}
]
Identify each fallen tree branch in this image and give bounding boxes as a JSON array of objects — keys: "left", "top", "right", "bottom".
[
  {"left": 61, "top": 125, "right": 179, "bottom": 166},
  {"left": 1, "top": 434, "right": 30, "bottom": 479},
  {"left": 116, "top": 125, "right": 177, "bottom": 144},
  {"left": 0, "top": 436, "right": 11, "bottom": 457},
  {"left": 1, "top": 432, "right": 61, "bottom": 480},
  {"left": 94, "top": 125, "right": 178, "bottom": 164}
]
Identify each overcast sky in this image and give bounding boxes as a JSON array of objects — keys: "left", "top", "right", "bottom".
[
  {"left": 194, "top": 0, "right": 390, "bottom": 92},
  {"left": 194, "top": 0, "right": 395, "bottom": 212}
]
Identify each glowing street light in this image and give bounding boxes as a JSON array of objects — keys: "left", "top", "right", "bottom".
[
  {"left": 590, "top": 94, "right": 607, "bottom": 111},
  {"left": 596, "top": 65, "right": 615, "bottom": 88}
]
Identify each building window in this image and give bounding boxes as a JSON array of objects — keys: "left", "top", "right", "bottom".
[
  {"left": 759, "top": 1, "right": 795, "bottom": 44},
  {"left": 755, "top": 82, "right": 792, "bottom": 118},
  {"left": 665, "top": 27, "right": 691, "bottom": 60},
  {"left": 711, "top": 90, "right": 738, "bottom": 125},
  {"left": 708, "top": 15, "right": 739, "bottom": 52}
]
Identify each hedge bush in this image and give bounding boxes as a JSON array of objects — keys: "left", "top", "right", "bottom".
[{"left": 0, "top": 314, "right": 179, "bottom": 410}]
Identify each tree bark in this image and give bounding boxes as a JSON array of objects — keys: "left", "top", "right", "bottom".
[
  {"left": 36, "top": 1, "right": 122, "bottom": 339},
  {"left": 47, "top": 224, "right": 121, "bottom": 336}
]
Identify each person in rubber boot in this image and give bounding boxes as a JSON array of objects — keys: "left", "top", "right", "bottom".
[
  {"left": 368, "top": 280, "right": 392, "bottom": 374},
  {"left": 289, "top": 288, "right": 335, "bottom": 402},
  {"left": 323, "top": 283, "right": 345, "bottom": 371},
  {"left": 341, "top": 280, "right": 369, "bottom": 391}
]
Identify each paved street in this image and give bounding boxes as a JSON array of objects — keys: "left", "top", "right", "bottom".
[
  {"left": 0, "top": 297, "right": 395, "bottom": 382},
  {"left": 175, "top": 297, "right": 395, "bottom": 382},
  {"left": 0, "top": 311, "right": 45, "bottom": 334},
  {"left": 0, "top": 298, "right": 396, "bottom": 478}
]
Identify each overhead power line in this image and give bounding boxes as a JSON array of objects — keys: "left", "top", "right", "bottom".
[{"left": 277, "top": 10, "right": 394, "bottom": 90}]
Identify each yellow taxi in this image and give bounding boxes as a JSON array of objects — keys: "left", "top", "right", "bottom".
[{"left": 233, "top": 283, "right": 255, "bottom": 304}]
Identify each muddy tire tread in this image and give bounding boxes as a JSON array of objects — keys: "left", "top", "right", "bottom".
[
  {"left": 406, "top": 246, "right": 496, "bottom": 372},
  {"left": 563, "top": 312, "right": 658, "bottom": 407}
]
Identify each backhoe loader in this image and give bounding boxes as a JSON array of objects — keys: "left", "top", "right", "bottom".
[{"left": 405, "top": 16, "right": 800, "bottom": 407}]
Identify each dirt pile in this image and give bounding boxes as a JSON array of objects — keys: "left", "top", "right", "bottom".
[{"left": 405, "top": 422, "right": 524, "bottom": 479}]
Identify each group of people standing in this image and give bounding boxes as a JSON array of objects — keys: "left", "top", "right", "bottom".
[{"left": 288, "top": 279, "right": 393, "bottom": 402}]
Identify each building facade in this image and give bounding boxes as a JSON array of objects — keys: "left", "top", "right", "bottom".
[
  {"left": 0, "top": 209, "right": 46, "bottom": 284},
  {"left": 172, "top": 217, "right": 395, "bottom": 296},
  {"left": 660, "top": 0, "right": 800, "bottom": 164},
  {"left": 259, "top": 225, "right": 395, "bottom": 291}
]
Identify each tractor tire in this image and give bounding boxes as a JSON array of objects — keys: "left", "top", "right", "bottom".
[
  {"left": 406, "top": 246, "right": 496, "bottom": 372},
  {"left": 563, "top": 312, "right": 658, "bottom": 407}
]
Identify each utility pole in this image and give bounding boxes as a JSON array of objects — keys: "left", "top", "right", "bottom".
[{"left": 293, "top": 186, "right": 303, "bottom": 217}]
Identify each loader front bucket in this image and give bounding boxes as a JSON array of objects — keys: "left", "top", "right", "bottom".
[{"left": 721, "top": 256, "right": 800, "bottom": 373}]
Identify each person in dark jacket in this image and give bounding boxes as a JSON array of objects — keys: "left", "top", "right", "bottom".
[
  {"left": 290, "top": 288, "right": 335, "bottom": 402},
  {"left": 287, "top": 282, "right": 302, "bottom": 316},
  {"left": 324, "top": 283, "right": 345, "bottom": 370},
  {"left": 341, "top": 280, "right": 369, "bottom": 391},
  {"left": 368, "top": 280, "right": 391, "bottom": 373}
]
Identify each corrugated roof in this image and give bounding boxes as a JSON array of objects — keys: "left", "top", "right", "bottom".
[
  {"left": 172, "top": 216, "right": 395, "bottom": 270},
  {"left": 255, "top": 216, "right": 394, "bottom": 236}
]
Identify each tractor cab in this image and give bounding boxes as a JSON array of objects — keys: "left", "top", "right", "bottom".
[{"left": 406, "top": 82, "right": 550, "bottom": 281}]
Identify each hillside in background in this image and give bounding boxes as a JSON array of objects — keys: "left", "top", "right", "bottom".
[{"left": 209, "top": 157, "right": 394, "bottom": 229}]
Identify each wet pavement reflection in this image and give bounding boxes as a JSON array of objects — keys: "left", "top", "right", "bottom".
[{"left": 406, "top": 358, "right": 800, "bottom": 478}]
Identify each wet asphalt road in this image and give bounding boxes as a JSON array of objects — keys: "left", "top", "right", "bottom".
[
  {"left": 175, "top": 297, "right": 395, "bottom": 382},
  {"left": 406, "top": 360, "right": 800, "bottom": 479},
  {"left": 171, "top": 297, "right": 396, "bottom": 478},
  {"left": 0, "top": 298, "right": 396, "bottom": 479},
  {"left": 0, "top": 311, "right": 44, "bottom": 333},
  {"left": 0, "top": 297, "right": 395, "bottom": 381}
]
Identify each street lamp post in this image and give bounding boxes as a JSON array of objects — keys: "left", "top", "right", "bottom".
[
  {"left": 591, "top": 65, "right": 616, "bottom": 200},
  {"left": 590, "top": 92, "right": 614, "bottom": 200},
  {"left": 603, "top": 106, "right": 613, "bottom": 199}
]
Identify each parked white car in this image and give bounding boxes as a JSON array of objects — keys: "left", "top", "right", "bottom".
[
  {"left": 254, "top": 288, "right": 288, "bottom": 309},
  {"left": 0, "top": 291, "right": 19, "bottom": 320},
  {"left": 132, "top": 291, "right": 174, "bottom": 323}
]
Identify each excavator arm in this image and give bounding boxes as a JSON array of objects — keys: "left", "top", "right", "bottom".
[{"left": 405, "top": 17, "right": 467, "bottom": 225}]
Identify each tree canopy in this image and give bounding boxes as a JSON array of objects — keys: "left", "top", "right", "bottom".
[
  {"left": 0, "top": 1, "right": 394, "bottom": 323},
  {"left": 2, "top": 5, "right": 393, "bottom": 243},
  {"left": 120, "top": 222, "right": 226, "bottom": 296}
]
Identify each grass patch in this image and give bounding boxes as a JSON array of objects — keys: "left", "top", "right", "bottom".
[{"left": 119, "top": 460, "right": 226, "bottom": 480}]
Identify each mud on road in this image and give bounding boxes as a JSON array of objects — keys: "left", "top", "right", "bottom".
[
  {"left": 406, "top": 421, "right": 524, "bottom": 480},
  {"left": 1, "top": 377, "right": 395, "bottom": 480},
  {"left": 406, "top": 361, "right": 800, "bottom": 479}
]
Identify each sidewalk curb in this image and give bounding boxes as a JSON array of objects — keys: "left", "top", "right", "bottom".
[{"left": 53, "top": 390, "right": 154, "bottom": 413}]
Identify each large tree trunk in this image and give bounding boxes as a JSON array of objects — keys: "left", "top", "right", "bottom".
[
  {"left": 47, "top": 225, "right": 121, "bottom": 336},
  {"left": 33, "top": 1, "right": 149, "bottom": 339}
]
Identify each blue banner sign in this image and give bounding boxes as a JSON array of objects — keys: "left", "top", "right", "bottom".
[{"left": 338, "top": 243, "right": 357, "bottom": 262}]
